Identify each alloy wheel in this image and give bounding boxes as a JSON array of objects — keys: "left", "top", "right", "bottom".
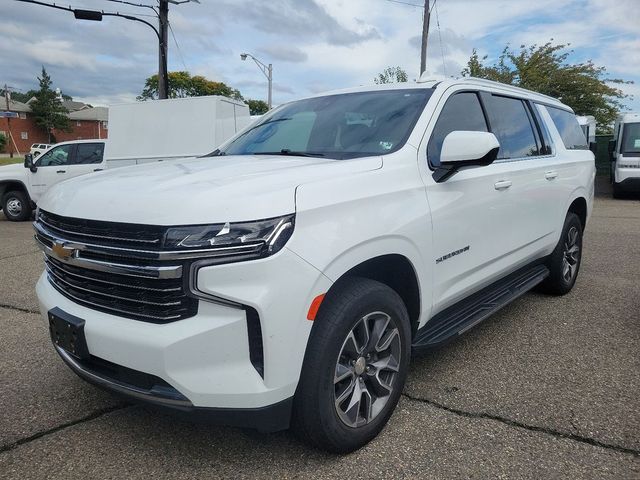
[
  {"left": 334, "top": 311, "right": 401, "bottom": 428},
  {"left": 561, "top": 226, "right": 580, "bottom": 283}
]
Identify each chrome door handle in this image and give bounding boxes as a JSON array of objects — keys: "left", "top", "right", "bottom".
[
  {"left": 494, "top": 180, "right": 512, "bottom": 190},
  {"left": 545, "top": 171, "right": 558, "bottom": 180},
  {"left": 56, "top": 170, "right": 66, "bottom": 174}
]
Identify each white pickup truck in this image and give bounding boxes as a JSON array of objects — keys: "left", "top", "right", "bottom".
[{"left": 0, "top": 140, "right": 106, "bottom": 221}]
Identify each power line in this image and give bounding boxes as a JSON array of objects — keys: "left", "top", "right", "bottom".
[
  {"left": 379, "top": 0, "right": 423, "bottom": 8},
  {"left": 434, "top": 0, "right": 446, "bottom": 76},
  {"left": 169, "top": 22, "right": 188, "bottom": 71}
]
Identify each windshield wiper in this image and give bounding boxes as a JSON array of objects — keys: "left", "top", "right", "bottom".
[{"left": 253, "top": 149, "right": 325, "bottom": 157}]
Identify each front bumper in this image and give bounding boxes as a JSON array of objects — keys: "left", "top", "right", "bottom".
[{"left": 36, "top": 246, "right": 331, "bottom": 427}]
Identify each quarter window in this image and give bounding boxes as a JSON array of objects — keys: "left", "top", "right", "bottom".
[
  {"left": 485, "top": 95, "right": 539, "bottom": 159},
  {"left": 427, "top": 92, "right": 488, "bottom": 166},
  {"left": 546, "top": 107, "right": 588, "bottom": 150}
]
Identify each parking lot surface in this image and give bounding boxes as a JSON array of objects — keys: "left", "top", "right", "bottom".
[{"left": 0, "top": 187, "right": 638, "bottom": 479}]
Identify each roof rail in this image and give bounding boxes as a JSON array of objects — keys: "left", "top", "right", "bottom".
[{"left": 459, "top": 77, "right": 561, "bottom": 103}]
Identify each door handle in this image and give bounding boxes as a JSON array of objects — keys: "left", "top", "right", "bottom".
[
  {"left": 494, "top": 180, "right": 512, "bottom": 190},
  {"left": 56, "top": 170, "right": 66, "bottom": 174},
  {"left": 93, "top": 169, "right": 103, "bottom": 172},
  {"left": 545, "top": 170, "right": 558, "bottom": 180}
]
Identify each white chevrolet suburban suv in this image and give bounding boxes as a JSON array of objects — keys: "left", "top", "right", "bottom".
[
  {"left": 34, "top": 78, "right": 594, "bottom": 452},
  {"left": 0, "top": 139, "right": 106, "bottom": 221}
]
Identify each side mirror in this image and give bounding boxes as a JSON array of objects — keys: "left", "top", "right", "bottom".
[
  {"left": 24, "top": 154, "right": 37, "bottom": 172},
  {"left": 433, "top": 131, "right": 500, "bottom": 183},
  {"left": 589, "top": 142, "right": 597, "bottom": 154}
]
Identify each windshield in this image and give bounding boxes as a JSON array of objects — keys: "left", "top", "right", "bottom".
[
  {"left": 621, "top": 122, "right": 640, "bottom": 157},
  {"left": 216, "top": 89, "right": 433, "bottom": 160}
]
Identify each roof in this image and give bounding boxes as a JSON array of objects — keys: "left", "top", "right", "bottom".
[
  {"left": 0, "top": 98, "right": 30, "bottom": 113},
  {"left": 307, "top": 76, "right": 568, "bottom": 110},
  {"left": 52, "top": 139, "right": 107, "bottom": 146},
  {"left": 61, "top": 100, "right": 89, "bottom": 112},
  {"left": 617, "top": 112, "right": 640, "bottom": 122},
  {"left": 68, "top": 107, "right": 108, "bottom": 121}
]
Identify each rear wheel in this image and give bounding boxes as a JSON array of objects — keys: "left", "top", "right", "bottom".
[
  {"left": 292, "top": 277, "right": 411, "bottom": 453},
  {"left": 2, "top": 190, "right": 32, "bottom": 222},
  {"left": 539, "top": 212, "right": 583, "bottom": 295},
  {"left": 612, "top": 181, "right": 624, "bottom": 199}
]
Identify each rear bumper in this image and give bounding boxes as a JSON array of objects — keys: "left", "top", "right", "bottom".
[
  {"left": 615, "top": 176, "right": 640, "bottom": 192},
  {"left": 54, "top": 344, "right": 293, "bottom": 432}
]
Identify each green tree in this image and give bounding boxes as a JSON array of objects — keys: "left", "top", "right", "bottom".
[
  {"left": 138, "top": 71, "right": 243, "bottom": 101},
  {"left": 461, "top": 42, "right": 632, "bottom": 133},
  {"left": 29, "top": 67, "right": 70, "bottom": 142},
  {"left": 0, "top": 133, "right": 6, "bottom": 153},
  {"left": 374, "top": 66, "right": 408, "bottom": 84},
  {"left": 246, "top": 99, "right": 269, "bottom": 115}
]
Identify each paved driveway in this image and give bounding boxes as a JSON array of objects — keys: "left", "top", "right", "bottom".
[{"left": 0, "top": 188, "right": 638, "bottom": 479}]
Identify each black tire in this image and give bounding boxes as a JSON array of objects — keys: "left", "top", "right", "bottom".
[
  {"left": 291, "top": 277, "right": 411, "bottom": 453},
  {"left": 612, "top": 181, "right": 624, "bottom": 199},
  {"left": 539, "top": 212, "right": 583, "bottom": 295},
  {"left": 2, "top": 190, "right": 32, "bottom": 222}
]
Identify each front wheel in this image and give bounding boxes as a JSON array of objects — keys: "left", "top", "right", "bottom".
[
  {"left": 539, "top": 212, "right": 583, "bottom": 295},
  {"left": 2, "top": 190, "right": 32, "bottom": 222},
  {"left": 292, "top": 277, "right": 411, "bottom": 453}
]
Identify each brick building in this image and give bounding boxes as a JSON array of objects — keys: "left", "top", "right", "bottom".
[{"left": 0, "top": 98, "right": 108, "bottom": 155}]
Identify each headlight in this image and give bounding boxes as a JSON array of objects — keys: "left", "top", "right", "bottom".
[{"left": 163, "top": 214, "right": 295, "bottom": 259}]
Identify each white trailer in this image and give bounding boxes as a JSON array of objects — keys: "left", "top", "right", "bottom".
[
  {"left": 610, "top": 112, "right": 640, "bottom": 197},
  {"left": 105, "top": 95, "right": 251, "bottom": 167}
]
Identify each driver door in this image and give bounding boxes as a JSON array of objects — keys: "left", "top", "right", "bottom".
[{"left": 29, "top": 143, "right": 76, "bottom": 202}]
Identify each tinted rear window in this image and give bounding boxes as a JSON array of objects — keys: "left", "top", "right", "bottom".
[
  {"left": 621, "top": 123, "right": 640, "bottom": 157},
  {"left": 546, "top": 107, "right": 588, "bottom": 150}
]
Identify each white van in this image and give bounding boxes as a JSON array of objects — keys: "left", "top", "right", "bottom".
[{"left": 610, "top": 112, "right": 640, "bottom": 197}]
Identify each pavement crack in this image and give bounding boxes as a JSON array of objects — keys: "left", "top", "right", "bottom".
[
  {"left": 401, "top": 392, "right": 640, "bottom": 457},
  {"left": 0, "top": 249, "right": 40, "bottom": 261},
  {"left": 0, "top": 404, "right": 131, "bottom": 454},
  {"left": 0, "top": 303, "right": 39, "bottom": 314}
]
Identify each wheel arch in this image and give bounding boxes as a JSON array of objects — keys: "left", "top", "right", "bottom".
[
  {"left": 0, "top": 180, "right": 31, "bottom": 206},
  {"left": 567, "top": 195, "right": 588, "bottom": 231},
  {"left": 320, "top": 250, "right": 424, "bottom": 338}
]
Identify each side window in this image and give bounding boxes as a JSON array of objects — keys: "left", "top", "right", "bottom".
[
  {"left": 546, "top": 107, "right": 588, "bottom": 150},
  {"left": 75, "top": 143, "right": 105, "bottom": 164},
  {"left": 36, "top": 145, "right": 74, "bottom": 167},
  {"left": 427, "top": 92, "right": 488, "bottom": 167},
  {"left": 485, "top": 95, "right": 539, "bottom": 159}
]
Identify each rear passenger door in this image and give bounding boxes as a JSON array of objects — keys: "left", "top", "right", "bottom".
[{"left": 67, "top": 142, "right": 106, "bottom": 179}]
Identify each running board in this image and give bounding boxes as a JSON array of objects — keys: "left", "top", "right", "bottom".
[{"left": 412, "top": 263, "right": 549, "bottom": 351}]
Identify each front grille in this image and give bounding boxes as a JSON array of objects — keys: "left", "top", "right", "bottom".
[{"left": 35, "top": 211, "right": 197, "bottom": 323}]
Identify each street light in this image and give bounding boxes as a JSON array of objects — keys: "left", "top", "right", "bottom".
[
  {"left": 240, "top": 53, "right": 273, "bottom": 110},
  {"left": 15, "top": 0, "right": 200, "bottom": 100}
]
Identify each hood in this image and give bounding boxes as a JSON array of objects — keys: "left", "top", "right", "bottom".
[
  {"left": 0, "top": 162, "right": 26, "bottom": 179},
  {"left": 39, "top": 154, "right": 382, "bottom": 225}
]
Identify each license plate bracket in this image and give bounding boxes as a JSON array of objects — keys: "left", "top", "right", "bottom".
[{"left": 48, "top": 307, "right": 90, "bottom": 360}]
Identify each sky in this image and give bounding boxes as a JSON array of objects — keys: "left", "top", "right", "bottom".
[{"left": 1, "top": 0, "right": 639, "bottom": 112}]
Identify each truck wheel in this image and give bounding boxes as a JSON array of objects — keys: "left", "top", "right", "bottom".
[
  {"left": 2, "top": 191, "right": 32, "bottom": 222},
  {"left": 292, "top": 277, "right": 411, "bottom": 453},
  {"left": 612, "top": 181, "right": 623, "bottom": 199},
  {"left": 539, "top": 212, "right": 583, "bottom": 295}
]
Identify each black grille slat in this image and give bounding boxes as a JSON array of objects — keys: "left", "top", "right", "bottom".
[{"left": 38, "top": 211, "right": 198, "bottom": 323}]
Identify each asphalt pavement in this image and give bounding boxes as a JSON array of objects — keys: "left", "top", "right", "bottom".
[{"left": 0, "top": 183, "right": 638, "bottom": 479}]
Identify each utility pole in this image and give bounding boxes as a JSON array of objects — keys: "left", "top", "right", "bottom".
[
  {"left": 267, "top": 63, "right": 273, "bottom": 110},
  {"left": 4, "top": 85, "right": 14, "bottom": 158},
  {"left": 158, "top": 0, "right": 169, "bottom": 100},
  {"left": 420, "top": 0, "right": 430, "bottom": 75}
]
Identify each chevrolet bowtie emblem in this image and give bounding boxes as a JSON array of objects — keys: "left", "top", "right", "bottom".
[{"left": 51, "top": 242, "right": 75, "bottom": 260}]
